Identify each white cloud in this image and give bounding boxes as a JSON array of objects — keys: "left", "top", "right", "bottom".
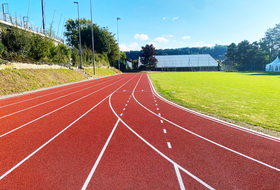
[
  {"left": 179, "top": 42, "right": 183, "bottom": 44},
  {"left": 182, "top": 36, "right": 191, "bottom": 39},
  {"left": 162, "top": 35, "right": 173, "bottom": 38},
  {"left": 120, "top": 42, "right": 139, "bottom": 51},
  {"left": 163, "top": 17, "right": 167, "bottom": 20},
  {"left": 120, "top": 44, "right": 130, "bottom": 51},
  {"left": 154, "top": 37, "right": 169, "bottom": 43},
  {"left": 196, "top": 41, "right": 212, "bottom": 47},
  {"left": 173, "top": 16, "right": 179, "bottom": 20},
  {"left": 134, "top": 34, "right": 149, "bottom": 41},
  {"left": 149, "top": 42, "right": 158, "bottom": 49}
]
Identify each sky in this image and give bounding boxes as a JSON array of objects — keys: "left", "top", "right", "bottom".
[{"left": 4, "top": 0, "right": 280, "bottom": 51}]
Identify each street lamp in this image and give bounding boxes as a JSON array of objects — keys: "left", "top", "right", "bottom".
[
  {"left": 74, "top": 1, "right": 83, "bottom": 69},
  {"left": 117, "top": 17, "right": 120, "bottom": 70},
  {"left": 90, "top": 0, "right": 95, "bottom": 75}
]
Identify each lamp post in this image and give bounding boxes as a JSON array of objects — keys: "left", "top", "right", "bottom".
[
  {"left": 74, "top": 1, "right": 83, "bottom": 69},
  {"left": 90, "top": 0, "right": 95, "bottom": 75},
  {"left": 117, "top": 17, "right": 120, "bottom": 70}
]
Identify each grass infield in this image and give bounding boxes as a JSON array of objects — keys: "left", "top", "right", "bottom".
[{"left": 149, "top": 72, "right": 280, "bottom": 132}]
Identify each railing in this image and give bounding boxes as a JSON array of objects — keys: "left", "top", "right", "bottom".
[{"left": 0, "top": 12, "right": 64, "bottom": 43}]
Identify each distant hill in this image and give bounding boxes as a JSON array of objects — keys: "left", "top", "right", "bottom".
[{"left": 125, "top": 44, "right": 227, "bottom": 61}]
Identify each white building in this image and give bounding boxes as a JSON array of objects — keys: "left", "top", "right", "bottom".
[{"left": 139, "top": 54, "right": 218, "bottom": 71}]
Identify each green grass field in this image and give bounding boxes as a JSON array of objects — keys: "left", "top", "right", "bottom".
[{"left": 149, "top": 72, "right": 280, "bottom": 132}]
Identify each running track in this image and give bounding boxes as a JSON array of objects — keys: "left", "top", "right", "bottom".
[{"left": 0, "top": 73, "right": 280, "bottom": 189}]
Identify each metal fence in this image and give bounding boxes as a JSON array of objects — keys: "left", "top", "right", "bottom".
[
  {"left": 221, "top": 64, "right": 266, "bottom": 72},
  {"left": 0, "top": 12, "right": 64, "bottom": 43}
]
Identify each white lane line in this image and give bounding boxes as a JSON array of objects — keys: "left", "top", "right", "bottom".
[
  {"left": 125, "top": 104, "right": 127, "bottom": 106},
  {"left": 147, "top": 75, "right": 280, "bottom": 143},
  {"left": 163, "top": 129, "right": 167, "bottom": 134},
  {"left": 81, "top": 119, "right": 120, "bottom": 190},
  {"left": 109, "top": 85, "right": 214, "bottom": 189},
  {"left": 135, "top": 74, "right": 280, "bottom": 172},
  {"left": 167, "top": 142, "right": 172, "bottom": 149},
  {"left": 158, "top": 113, "right": 161, "bottom": 116},
  {"left": 0, "top": 95, "right": 110, "bottom": 181},
  {"left": 123, "top": 108, "right": 126, "bottom": 111},
  {"left": 0, "top": 74, "right": 139, "bottom": 181},
  {"left": 174, "top": 164, "right": 185, "bottom": 190},
  {"left": 0, "top": 75, "right": 132, "bottom": 138},
  {"left": 161, "top": 120, "right": 163, "bottom": 123},
  {"left": 0, "top": 77, "right": 120, "bottom": 119},
  {"left": 155, "top": 104, "right": 158, "bottom": 106},
  {"left": 174, "top": 164, "right": 186, "bottom": 190},
  {"left": 155, "top": 100, "right": 157, "bottom": 102},
  {"left": 127, "top": 101, "right": 129, "bottom": 103},
  {"left": 120, "top": 113, "right": 123, "bottom": 116},
  {"left": 157, "top": 108, "right": 159, "bottom": 110},
  {"left": 0, "top": 78, "right": 107, "bottom": 109}
]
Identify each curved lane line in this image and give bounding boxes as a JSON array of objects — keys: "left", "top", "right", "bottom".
[
  {"left": 0, "top": 75, "right": 131, "bottom": 138},
  {"left": 81, "top": 74, "right": 140, "bottom": 190},
  {"left": 0, "top": 77, "right": 119, "bottom": 119},
  {"left": 0, "top": 74, "right": 139, "bottom": 182},
  {"left": 147, "top": 74, "right": 280, "bottom": 143},
  {"left": 133, "top": 74, "right": 280, "bottom": 172},
  {"left": 109, "top": 74, "right": 215, "bottom": 190}
]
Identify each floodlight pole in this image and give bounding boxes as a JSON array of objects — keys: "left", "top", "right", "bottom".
[
  {"left": 41, "top": 0, "right": 45, "bottom": 32},
  {"left": 74, "top": 2, "right": 83, "bottom": 69},
  {"left": 90, "top": 0, "right": 95, "bottom": 75},
  {"left": 117, "top": 17, "right": 121, "bottom": 70}
]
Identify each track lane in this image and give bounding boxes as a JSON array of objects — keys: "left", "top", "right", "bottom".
[
  {"left": 0, "top": 74, "right": 131, "bottom": 136},
  {"left": 0, "top": 73, "right": 120, "bottom": 108},
  {"left": 128, "top": 73, "right": 280, "bottom": 188},
  {"left": 0, "top": 74, "right": 138, "bottom": 181}
]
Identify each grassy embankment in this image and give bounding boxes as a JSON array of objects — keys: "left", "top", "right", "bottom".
[
  {"left": 149, "top": 72, "right": 280, "bottom": 132},
  {"left": 84, "top": 67, "right": 119, "bottom": 77},
  {"left": 0, "top": 69, "right": 87, "bottom": 96}
]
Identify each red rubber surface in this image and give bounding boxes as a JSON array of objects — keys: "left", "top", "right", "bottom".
[{"left": 0, "top": 73, "right": 279, "bottom": 189}]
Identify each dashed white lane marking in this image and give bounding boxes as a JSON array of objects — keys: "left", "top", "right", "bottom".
[
  {"left": 155, "top": 104, "right": 158, "bottom": 106},
  {"left": 163, "top": 129, "right": 167, "bottom": 133},
  {"left": 123, "top": 108, "right": 125, "bottom": 110},
  {"left": 157, "top": 108, "right": 159, "bottom": 110},
  {"left": 125, "top": 104, "right": 127, "bottom": 106},
  {"left": 158, "top": 113, "right": 161, "bottom": 116},
  {"left": 161, "top": 120, "right": 163, "bottom": 123},
  {"left": 167, "top": 142, "right": 172, "bottom": 149},
  {"left": 154, "top": 100, "right": 157, "bottom": 102},
  {"left": 120, "top": 113, "right": 123, "bottom": 116},
  {"left": 127, "top": 101, "right": 129, "bottom": 102}
]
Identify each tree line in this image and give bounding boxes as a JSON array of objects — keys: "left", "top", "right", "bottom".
[{"left": 224, "top": 23, "right": 280, "bottom": 67}]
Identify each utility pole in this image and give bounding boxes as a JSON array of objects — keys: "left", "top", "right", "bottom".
[
  {"left": 74, "top": 2, "right": 83, "bottom": 69},
  {"left": 41, "top": 0, "right": 45, "bottom": 33},
  {"left": 90, "top": 0, "right": 95, "bottom": 75},
  {"left": 117, "top": 17, "right": 120, "bottom": 70}
]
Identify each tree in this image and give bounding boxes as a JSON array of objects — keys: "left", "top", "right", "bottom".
[
  {"left": 64, "top": 18, "right": 119, "bottom": 64},
  {"left": 139, "top": 44, "right": 158, "bottom": 69}
]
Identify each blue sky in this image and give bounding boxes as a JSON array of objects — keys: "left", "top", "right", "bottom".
[{"left": 4, "top": 0, "right": 280, "bottom": 51}]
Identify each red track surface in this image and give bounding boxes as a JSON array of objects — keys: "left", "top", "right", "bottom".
[{"left": 0, "top": 73, "right": 280, "bottom": 189}]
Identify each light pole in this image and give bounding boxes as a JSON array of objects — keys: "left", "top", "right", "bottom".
[
  {"left": 90, "top": 0, "right": 95, "bottom": 75},
  {"left": 117, "top": 17, "right": 120, "bottom": 70},
  {"left": 74, "top": 2, "right": 83, "bottom": 69}
]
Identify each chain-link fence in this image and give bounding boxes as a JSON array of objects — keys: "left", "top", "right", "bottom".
[{"left": 221, "top": 64, "right": 266, "bottom": 72}]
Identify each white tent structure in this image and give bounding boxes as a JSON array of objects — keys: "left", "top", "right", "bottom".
[
  {"left": 266, "top": 57, "right": 280, "bottom": 72},
  {"left": 139, "top": 54, "right": 218, "bottom": 71}
]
